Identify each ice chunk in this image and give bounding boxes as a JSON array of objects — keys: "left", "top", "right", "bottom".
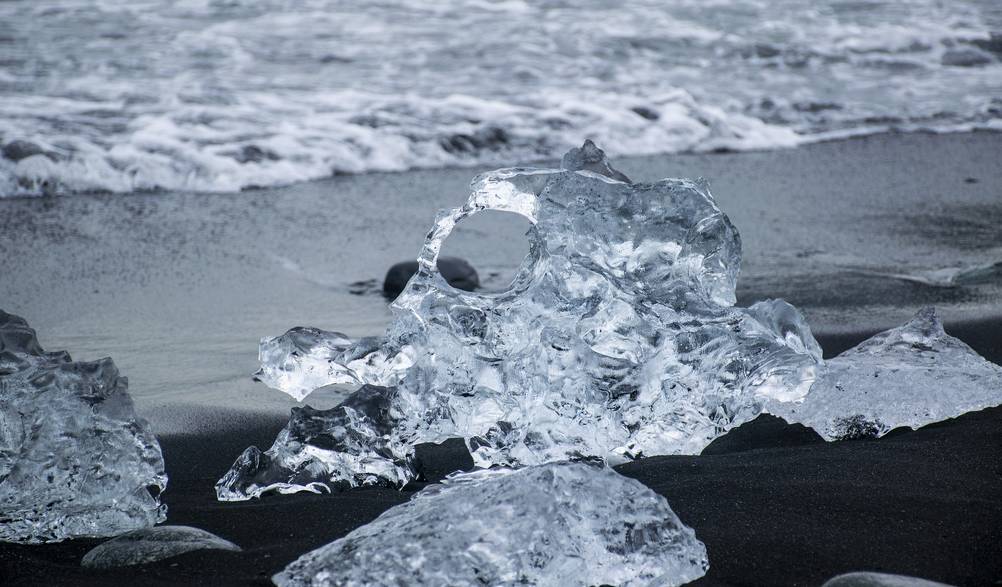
[
  {"left": 220, "top": 142, "right": 821, "bottom": 499},
  {"left": 0, "top": 310, "right": 166, "bottom": 543},
  {"left": 81, "top": 525, "right": 241, "bottom": 569},
  {"left": 216, "top": 385, "right": 412, "bottom": 500},
  {"left": 772, "top": 307, "right": 1002, "bottom": 440},
  {"left": 273, "top": 461, "right": 708, "bottom": 587}
]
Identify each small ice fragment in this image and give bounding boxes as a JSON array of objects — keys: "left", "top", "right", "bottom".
[
  {"left": 273, "top": 462, "right": 708, "bottom": 587},
  {"left": 81, "top": 525, "right": 241, "bottom": 569},
  {"left": 772, "top": 307, "right": 1002, "bottom": 440},
  {"left": 560, "top": 138, "right": 632, "bottom": 183},
  {"left": 822, "top": 571, "right": 955, "bottom": 587},
  {"left": 221, "top": 143, "right": 821, "bottom": 499},
  {"left": 0, "top": 310, "right": 167, "bottom": 544},
  {"left": 215, "top": 385, "right": 412, "bottom": 501}
]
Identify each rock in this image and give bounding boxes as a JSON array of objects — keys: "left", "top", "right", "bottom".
[
  {"left": 81, "top": 526, "right": 241, "bottom": 569},
  {"left": 822, "top": 571, "right": 955, "bottom": 587},
  {"left": 383, "top": 256, "right": 479, "bottom": 299},
  {"left": 2, "top": 139, "right": 47, "bottom": 162},
  {"left": 941, "top": 47, "right": 994, "bottom": 67}
]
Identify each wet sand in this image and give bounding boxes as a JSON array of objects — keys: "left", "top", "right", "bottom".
[{"left": 1, "top": 131, "right": 1001, "bottom": 431}]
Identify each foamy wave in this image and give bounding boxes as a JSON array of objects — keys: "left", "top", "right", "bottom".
[
  {"left": 0, "top": 90, "right": 804, "bottom": 196},
  {"left": 1, "top": 0, "right": 999, "bottom": 196}
]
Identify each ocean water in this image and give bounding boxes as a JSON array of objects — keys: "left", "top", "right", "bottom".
[{"left": 1, "top": 0, "right": 1001, "bottom": 196}]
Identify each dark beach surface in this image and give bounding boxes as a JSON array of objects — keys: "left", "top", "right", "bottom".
[{"left": 1, "top": 132, "right": 1001, "bottom": 585}]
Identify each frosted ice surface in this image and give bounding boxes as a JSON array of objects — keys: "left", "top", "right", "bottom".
[
  {"left": 772, "top": 307, "right": 1002, "bottom": 440},
  {"left": 81, "top": 525, "right": 241, "bottom": 569},
  {"left": 273, "top": 461, "right": 708, "bottom": 587},
  {"left": 219, "top": 142, "right": 821, "bottom": 500},
  {"left": 0, "top": 311, "right": 166, "bottom": 543}
]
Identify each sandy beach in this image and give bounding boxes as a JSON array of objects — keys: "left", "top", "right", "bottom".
[
  {"left": 2, "top": 131, "right": 1001, "bottom": 585},
  {"left": 2, "top": 131, "right": 1001, "bottom": 432}
]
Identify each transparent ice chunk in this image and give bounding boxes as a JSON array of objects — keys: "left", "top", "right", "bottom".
[
  {"left": 772, "top": 307, "right": 1002, "bottom": 440},
  {"left": 219, "top": 143, "right": 821, "bottom": 500},
  {"left": 273, "top": 461, "right": 708, "bottom": 587},
  {"left": 0, "top": 310, "right": 167, "bottom": 543},
  {"left": 81, "top": 525, "right": 240, "bottom": 569}
]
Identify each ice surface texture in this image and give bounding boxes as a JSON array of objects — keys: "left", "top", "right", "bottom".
[
  {"left": 220, "top": 142, "right": 821, "bottom": 500},
  {"left": 772, "top": 307, "right": 1002, "bottom": 440},
  {"left": 81, "top": 526, "right": 241, "bottom": 569},
  {"left": 273, "top": 461, "right": 708, "bottom": 587},
  {"left": 0, "top": 310, "right": 166, "bottom": 543}
]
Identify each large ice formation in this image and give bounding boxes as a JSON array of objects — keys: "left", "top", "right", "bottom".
[
  {"left": 273, "top": 461, "right": 708, "bottom": 587},
  {"left": 772, "top": 307, "right": 1002, "bottom": 440},
  {"left": 81, "top": 525, "right": 241, "bottom": 569},
  {"left": 0, "top": 310, "right": 166, "bottom": 543},
  {"left": 219, "top": 141, "right": 822, "bottom": 500}
]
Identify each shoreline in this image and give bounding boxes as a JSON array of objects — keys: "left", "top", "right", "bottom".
[{"left": 2, "top": 130, "right": 1001, "bottom": 433}]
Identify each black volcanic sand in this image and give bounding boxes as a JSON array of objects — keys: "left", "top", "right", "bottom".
[{"left": 2, "top": 330, "right": 1001, "bottom": 586}]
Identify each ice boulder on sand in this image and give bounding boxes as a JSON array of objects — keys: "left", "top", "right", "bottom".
[
  {"left": 273, "top": 461, "right": 708, "bottom": 587},
  {"left": 0, "top": 310, "right": 166, "bottom": 543},
  {"left": 218, "top": 141, "right": 822, "bottom": 500},
  {"left": 771, "top": 307, "right": 1002, "bottom": 440}
]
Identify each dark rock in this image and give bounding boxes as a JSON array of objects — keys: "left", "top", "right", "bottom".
[
  {"left": 232, "top": 145, "right": 280, "bottom": 164},
  {"left": 630, "top": 106, "right": 660, "bottom": 121},
  {"left": 560, "top": 139, "right": 632, "bottom": 183},
  {"left": 970, "top": 33, "right": 1002, "bottom": 58},
  {"left": 822, "top": 572, "right": 954, "bottom": 587},
  {"left": 2, "top": 140, "right": 46, "bottom": 162},
  {"left": 382, "top": 256, "right": 479, "bottom": 299},
  {"left": 941, "top": 47, "right": 994, "bottom": 67},
  {"left": 439, "top": 126, "right": 510, "bottom": 155}
]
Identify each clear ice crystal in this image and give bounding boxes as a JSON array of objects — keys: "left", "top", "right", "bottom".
[
  {"left": 219, "top": 142, "right": 821, "bottom": 500},
  {"left": 771, "top": 307, "right": 1002, "bottom": 440},
  {"left": 81, "top": 525, "right": 241, "bottom": 569},
  {"left": 273, "top": 461, "right": 708, "bottom": 587},
  {"left": 0, "top": 310, "right": 167, "bottom": 543}
]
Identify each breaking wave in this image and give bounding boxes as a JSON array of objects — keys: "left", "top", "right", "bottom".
[{"left": 1, "top": 0, "right": 1000, "bottom": 196}]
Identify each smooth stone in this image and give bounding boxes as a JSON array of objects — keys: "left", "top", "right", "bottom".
[
  {"left": 941, "top": 47, "right": 994, "bottom": 67},
  {"left": 383, "top": 256, "right": 479, "bottom": 299},
  {"left": 81, "top": 525, "right": 241, "bottom": 569},
  {"left": 2, "top": 140, "right": 46, "bottom": 162},
  {"left": 822, "top": 572, "right": 955, "bottom": 587}
]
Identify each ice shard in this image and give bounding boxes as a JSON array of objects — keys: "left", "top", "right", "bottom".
[
  {"left": 771, "top": 307, "right": 1002, "bottom": 440},
  {"left": 219, "top": 142, "right": 822, "bottom": 500},
  {"left": 273, "top": 461, "right": 708, "bottom": 587},
  {"left": 81, "top": 525, "right": 241, "bottom": 569},
  {"left": 0, "top": 310, "right": 166, "bottom": 543}
]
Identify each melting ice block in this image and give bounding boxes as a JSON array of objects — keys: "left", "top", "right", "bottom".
[
  {"left": 219, "top": 142, "right": 821, "bottom": 500},
  {"left": 273, "top": 461, "right": 708, "bottom": 587},
  {"left": 0, "top": 311, "right": 166, "bottom": 543},
  {"left": 772, "top": 307, "right": 1002, "bottom": 440}
]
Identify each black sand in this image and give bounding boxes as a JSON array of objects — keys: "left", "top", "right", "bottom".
[{"left": 2, "top": 327, "right": 1001, "bottom": 586}]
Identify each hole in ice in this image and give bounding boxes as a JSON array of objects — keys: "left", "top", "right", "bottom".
[{"left": 439, "top": 210, "right": 533, "bottom": 293}]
